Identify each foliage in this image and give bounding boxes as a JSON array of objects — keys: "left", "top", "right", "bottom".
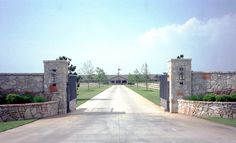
[
  {"left": 128, "top": 73, "right": 135, "bottom": 84},
  {"left": 186, "top": 95, "right": 203, "bottom": 101},
  {"left": 2, "top": 93, "right": 47, "bottom": 104},
  {"left": 206, "top": 117, "right": 236, "bottom": 127},
  {"left": 133, "top": 69, "right": 142, "bottom": 88},
  {"left": 33, "top": 96, "right": 46, "bottom": 103},
  {"left": 215, "top": 95, "right": 229, "bottom": 102},
  {"left": 95, "top": 67, "right": 107, "bottom": 88},
  {"left": 6, "top": 94, "right": 23, "bottom": 104},
  {"left": 187, "top": 92, "right": 236, "bottom": 102},
  {"left": 141, "top": 63, "right": 150, "bottom": 90},
  {"left": 229, "top": 93, "right": 236, "bottom": 101},
  {"left": 77, "top": 85, "right": 111, "bottom": 107},
  {"left": 127, "top": 86, "right": 160, "bottom": 106},
  {"left": 203, "top": 93, "right": 216, "bottom": 101},
  {"left": 79, "top": 60, "right": 95, "bottom": 90},
  {"left": 0, "top": 95, "right": 7, "bottom": 104},
  {"left": 57, "top": 56, "right": 77, "bottom": 75},
  {"left": 0, "top": 119, "right": 36, "bottom": 132}
]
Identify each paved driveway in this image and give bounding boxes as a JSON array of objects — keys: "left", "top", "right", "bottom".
[{"left": 0, "top": 85, "right": 236, "bottom": 143}]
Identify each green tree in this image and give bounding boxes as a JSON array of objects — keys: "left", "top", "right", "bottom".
[
  {"left": 95, "top": 67, "right": 107, "bottom": 88},
  {"left": 141, "top": 63, "right": 150, "bottom": 90},
  {"left": 133, "top": 69, "right": 141, "bottom": 88},
  {"left": 57, "top": 56, "right": 77, "bottom": 75},
  {"left": 79, "top": 60, "right": 94, "bottom": 90},
  {"left": 128, "top": 73, "right": 135, "bottom": 85}
]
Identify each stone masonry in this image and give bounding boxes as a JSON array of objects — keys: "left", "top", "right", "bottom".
[
  {"left": 168, "top": 59, "right": 192, "bottom": 113},
  {"left": 178, "top": 99, "right": 236, "bottom": 119},
  {"left": 0, "top": 101, "right": 58, "bottom": 121},
  {"left": 0, "top": 73, "right": 44, "bottom": 94},
  {"left": 44, "top": 60, "right": 69, "bottom": 114},
  {"left": 192, "top": 72, "right": 236, "bottom": 95}
]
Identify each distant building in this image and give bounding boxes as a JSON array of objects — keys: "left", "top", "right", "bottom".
[
  {"left": 79, "top": 74, "right": 159, "bottom": 85},
  {"left": 107, "top": 75, "right": 128, "bottom": 84}
]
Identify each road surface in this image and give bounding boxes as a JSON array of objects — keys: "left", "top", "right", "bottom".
[{"left": 0, "top": 85, "right": 236, "bottom": 143}]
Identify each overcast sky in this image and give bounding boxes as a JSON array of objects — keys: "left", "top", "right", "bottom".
[{"left": 0, "top": 0, "right": 236, "bottom": 74}]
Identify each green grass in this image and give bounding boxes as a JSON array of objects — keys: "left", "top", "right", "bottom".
[
  {"left": 0, "top": 119, "right": 36, "bottom": 132},
  {"left": 77, "top": 85, "right": 111, "bottom": 107},
  {"left": 126, "top": 85, "right": 160, "bottom": 106},
  {"left": 206, "top": 117, "right": 236, "bottom": 127}
]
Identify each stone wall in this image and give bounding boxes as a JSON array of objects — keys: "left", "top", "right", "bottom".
[
  {"left": 178, "top": 99, "right": 236, "bottom": 119},
  {"left": 0, "top": 73, "right": 44, "bottom": 94},
  {"left": 192, "top": 72, "right": 236, "bottom": 95},
  {"left": 0, "top": 101, "right": 58, "bottom": 121}
]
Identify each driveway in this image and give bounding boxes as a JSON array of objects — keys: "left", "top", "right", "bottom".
[{"left": 0, "top": 85, "right": 236, "bottom": 143}]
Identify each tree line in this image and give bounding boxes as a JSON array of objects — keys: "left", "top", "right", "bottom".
[
  {"left": 57, "top": 56, "right": 154, "bottom": 91},
  {"left": 128, "top": 63, "right": 150, "bottom": 90},
  {"left": 57, "top": 56, "right": 107, "bottom": 90}
]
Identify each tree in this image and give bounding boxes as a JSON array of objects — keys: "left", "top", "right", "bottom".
[
  {"left": 133, "top": 69, "right": 141, "bottom": 88},
  {"left": 79, "top": 60, "right": 94, "bottom": 90},
  {"left": 141, "top": 63, "right": 150, "bottom": 90},
  {"left": 95, "top": 67, "right": 107, "bottom": 88},
  {"left": 128, "top": 73, "right": 135, "bottom": 85},
  {"left": 57, "top": 56, "right": 77, "bottom": 75}
]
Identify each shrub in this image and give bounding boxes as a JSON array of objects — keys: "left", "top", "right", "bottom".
[
  {"left": 33, "top": 96, "right": 46, "bottom": 103},
  {"left": 186, "top": 95, "right": 204, "bottom": 101},
  {"left": 0, "top": 95, "right": 7, "bottom": 104},
  {"left": 229, "top": 94, "right": 236, "bottom": 102},
  {"left": 20, "top": 94, "right": 34, "bottom": 103},
  {"left": 5, "top": 94, "right": 22, "bottom": 104},
  {"left": 215, "top": 95, "right": 229, "bottom": 102},
  {"left": 203, "top": 93, "right": 216, "bottom": 101},
  {"left": 2, "top": 93, "right": 46, "bottom": 104}
]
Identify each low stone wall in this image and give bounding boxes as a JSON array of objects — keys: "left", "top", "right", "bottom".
[
  {"left": 0, "top": 101, "right": 58, "bottom": 121},
  {"left": 178, "top": 99, "right": 236, "bottom": 119}
]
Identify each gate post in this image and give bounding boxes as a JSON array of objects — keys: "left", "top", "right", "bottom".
[
  {"left": 44, "top": 60, "right": 69, "bottom": 114},
  {"left": 168, "top": 58, "right": 192, "bottom": 113}
]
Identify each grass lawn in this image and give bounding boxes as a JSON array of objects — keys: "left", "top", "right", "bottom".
[
  {"left": 126, "top": 85, "right": 160, "bottom": 106},
  {"left": 77, "top": 85, "right": 111, "bottom": 107},
  {"left": 205, "top": 117, "right": 236, "bottom": 127},
  {"left": 0, "top": 119, "right": 36, "bottom": 132}
]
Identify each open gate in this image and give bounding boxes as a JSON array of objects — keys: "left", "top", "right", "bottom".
[
  {"left": 67, "top": 75, "right": 77, "bottom": 113},
  {"left": 160, "top": 74, "right": 169, "bottom": 112}
]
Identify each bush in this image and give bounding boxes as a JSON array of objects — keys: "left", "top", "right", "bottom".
[
  {"left": 215, "top": 95, "right": 229, "bottom": 102},
  {"left": 4, "top": 94, "right": 46, "bottom": 104},
  {"left": 186, "top": 95, "right": 204, "bottom": 101},
  {"left": 20, "top": 94, "right": 34, "bottom": 103},
  {"left": 229, "top": 94, "right": 236, "bottom": 102},
  {"left": 5, "top": 94, "right": 22, "bottom": 104},
  {"left": 33, "top": 96, "right": 46, "bottom": 103},
  {"left": 0, "top": 95, "right": 7, "bottom": 104},
  {"left": 203, "top": 93, "right": 216, "bottom": 101}
]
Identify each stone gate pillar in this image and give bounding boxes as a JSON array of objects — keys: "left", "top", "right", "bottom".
[
  {"left": 44, "top": 60, "right": 68, "bottom": 114},
  {"left": 168, "top": 58, "right": 192, "bottom": 113}
]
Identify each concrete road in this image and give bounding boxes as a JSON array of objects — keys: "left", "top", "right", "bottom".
[{"left": 0, "top": 85, "right": 236, "bottom": 143}]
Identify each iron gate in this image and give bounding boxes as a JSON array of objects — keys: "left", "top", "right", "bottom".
[
  {"left": 160, "top": 74, "right": 169, "bottom": 112},
  {"left": 67, "top": 75, "right": 77, "bottom": 113}
]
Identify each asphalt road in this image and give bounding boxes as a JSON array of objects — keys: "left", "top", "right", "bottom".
[{"left": 0, "top": 85, "right": 236, "bottom": 143}]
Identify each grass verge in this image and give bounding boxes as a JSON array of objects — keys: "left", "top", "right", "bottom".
[
  {"left": 77, "top": 85, "right": 111, "bottom": 107},
  {"left": 126, "top": 85, "right": 160, "bottom": 106},
  {"left": 0, "top": 119, "right": 36, "bottom": 132},
  {"left": 205, "top": 117, "right": 236, "bottom": 127}
]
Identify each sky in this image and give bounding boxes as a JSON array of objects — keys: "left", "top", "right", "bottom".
[{"left": 0, "top": 0, "right": 236, "bottom": 75}]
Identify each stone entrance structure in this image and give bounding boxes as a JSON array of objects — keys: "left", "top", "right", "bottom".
[
  {"left": 0, "top": 60, "right": 77, "bottom": 121},
  {"left": 160, "top": 56, "right": 236, "bottom": 114}
]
